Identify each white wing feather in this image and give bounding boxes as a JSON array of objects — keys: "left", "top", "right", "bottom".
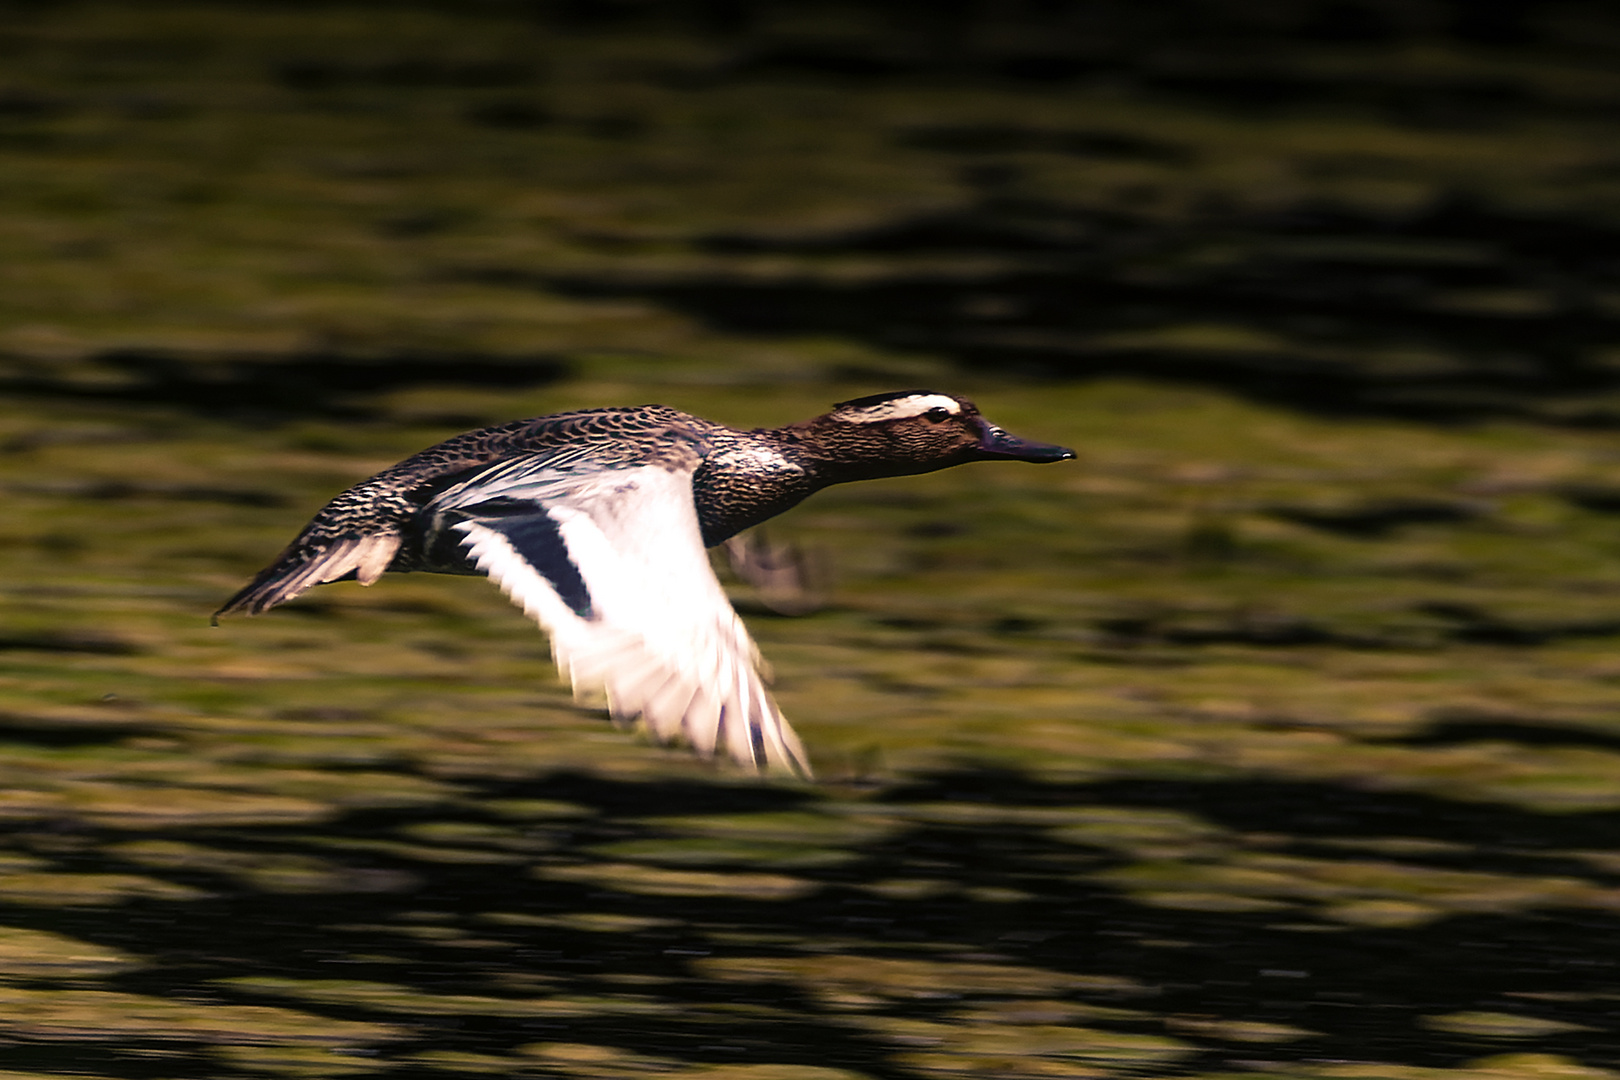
[{"left": 442, "top": 462, "right": 810, "bottom": 777}]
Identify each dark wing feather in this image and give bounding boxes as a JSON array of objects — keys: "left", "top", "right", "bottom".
[{"left": 469, "top": 505, "right": 593, "bottom": 617}]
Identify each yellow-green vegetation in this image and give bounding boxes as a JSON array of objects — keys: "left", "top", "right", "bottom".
[{"left": 2, "top": 2, "right": 1620, "bottom": 1079}]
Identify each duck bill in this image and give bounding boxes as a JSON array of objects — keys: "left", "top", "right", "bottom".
[{"left": 974, "top": 419, "right": 1075, "bottom": 463}]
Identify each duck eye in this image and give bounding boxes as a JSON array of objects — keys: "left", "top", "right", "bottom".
[{"left": 924, "top": 407, "right": 951, "bottom": 423}]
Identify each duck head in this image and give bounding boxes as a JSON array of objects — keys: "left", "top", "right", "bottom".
[{"left": 799, "top": 390, "right": 1074, "bottom": 480}]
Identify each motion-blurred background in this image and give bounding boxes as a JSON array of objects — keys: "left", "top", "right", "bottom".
[{"left": 3, "top": 2, "right": 1620, "bottom": 1077}]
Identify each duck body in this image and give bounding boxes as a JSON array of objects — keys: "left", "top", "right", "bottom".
[{"left": 218, "top": 391, "right": 1073, "bottom": 776}]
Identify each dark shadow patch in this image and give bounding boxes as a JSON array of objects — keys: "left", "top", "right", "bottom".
[
  {"left": 1095, "top": 608, "right": 1340, "bottom": 647},
  {"left": 728, "top": 45, "right": 911, "bottom": 80},
  {"left": 464, "top": 98, "right": 551, "bottom": 128},
  {"left": 0, "top": 87, "right": 69, "bottom": 118},
  {"left": 0, "top": 348, "right": 570, "bottom": 420},
  {"left": 1560, "top": 484, "right": 1620, "bottom": 514},
  {"left": 7, "top": 767, "right": 1619, "bottom": 1075},
  {"left": 1414, "top": 601, "right": 1620, "bottom": 645},
  {"left": 992, "top": 52, "right": 1106, "bottom": 82},
  {"left": 1142, "top": 69, "right": 1332, "bottom": 112},
  {"left": 1267, "top": 497, "right": 1488, "bottom": 537},
  {"left": 1384, "top": 716, "right": 1620, "bottom": 754},
  {"left": 899, "top": 124, "right": 1193, "bottom": 163},
  {"left": 505, "top": 194, "right": 1620, "bottom": 426},
  {"left": 0, "top": 711, "right": 157, "bottom": 746},
  {"left": 693, "top": 206, "right": 1104, "bottom": 255},
  {"left": 887, "top": 767, "right": 1620, "bottom": 854},
  {"left": 0, "top": 630, "right": 139, "bottom": 655},
  {"left": 20, "top": 481, "right": 287, "bottom": 508},
  {"left": 273, "top": 57, "right": 536, "bottom": 91},
  {"left": 1298, "top": 2, "right": 1399, "bottom": 43},
  {"left": 375, "top": 207, "right": 471, "bottom": 237}
]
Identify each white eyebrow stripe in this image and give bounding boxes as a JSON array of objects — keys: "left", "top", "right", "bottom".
[{"left": 843, "top": 394, "right": 962, "bottom": 422}]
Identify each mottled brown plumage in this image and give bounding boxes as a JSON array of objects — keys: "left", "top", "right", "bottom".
[{"left": 217, "top": 391, "right": 1073, "bottom": 775}]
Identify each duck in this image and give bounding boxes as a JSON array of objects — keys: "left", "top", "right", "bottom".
[{"left": 216, "top": 391, "right": 1074, "bottom": 777}]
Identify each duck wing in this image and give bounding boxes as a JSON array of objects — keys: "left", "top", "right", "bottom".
[
  {"left": 214, "top": 405, "right": 704, "bottom": 620},
  {"left": 433, "top": 448, "right": 812, "bottom": 778}
]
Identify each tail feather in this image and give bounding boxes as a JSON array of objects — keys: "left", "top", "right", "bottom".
[{"left": 215, "top": 533, "right": 401, "bottom": 619}]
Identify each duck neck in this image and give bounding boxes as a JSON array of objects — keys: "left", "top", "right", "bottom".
[
  {"left": 692, "top": 420, "right": 942, "bottom": 546},
  {"left": 690, "top": 426, "right": 818, "bottom": 546}
]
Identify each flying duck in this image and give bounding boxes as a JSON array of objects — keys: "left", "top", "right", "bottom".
[{"left": 216, "top": 391, "right": 1073, "bottom": 777}]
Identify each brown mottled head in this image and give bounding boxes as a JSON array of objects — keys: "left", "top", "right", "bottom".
[{"left": 799, "top": 390, "right": 1074, "bottom": 480}]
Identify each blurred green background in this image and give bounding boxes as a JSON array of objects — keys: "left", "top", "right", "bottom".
[{"left": 3, "top": 1, "right": 1620, "bottom": 1077}]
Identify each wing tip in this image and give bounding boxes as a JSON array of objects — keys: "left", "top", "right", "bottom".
[
  {"left": 687, "top": 734, "right": 814, "bottom": 780},
  {"left": 694, "top": 699, "right": 814, "bottom": 780}
]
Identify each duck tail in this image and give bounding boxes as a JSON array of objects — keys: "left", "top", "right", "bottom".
[{"left": 214, "top": 533, "right": 401, "bottom": 621}]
